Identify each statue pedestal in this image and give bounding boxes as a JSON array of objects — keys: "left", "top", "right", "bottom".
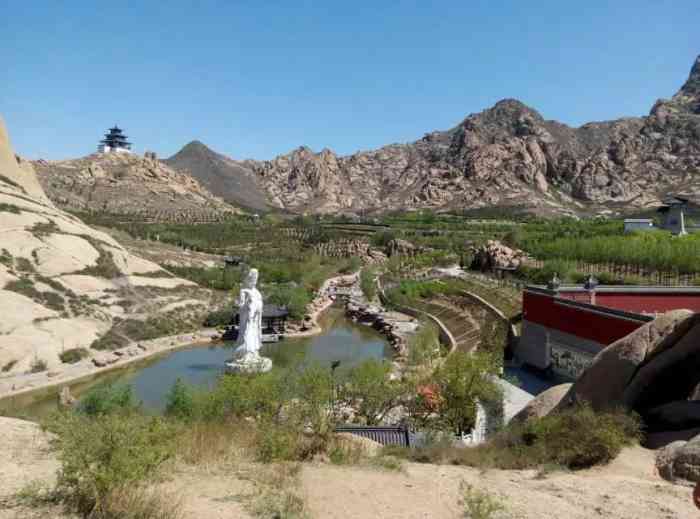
[{"left": 225, "top": 352, "right": 272, "bottom": 374}]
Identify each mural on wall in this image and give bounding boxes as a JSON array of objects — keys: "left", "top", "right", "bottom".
[{"left": 550, "top": 343, "right": 594, "bottom": 379}]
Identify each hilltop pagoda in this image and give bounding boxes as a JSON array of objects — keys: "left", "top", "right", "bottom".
[{"left": 98, "top": 125, "right": 132, "bottom": 153}]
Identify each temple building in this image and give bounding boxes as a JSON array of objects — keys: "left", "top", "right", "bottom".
[
  {"left": 98, "top": 125, "right": 132, "bottom": 154},
  {"left": 517, "top": 282, "right": 700, "bottom": 380}
]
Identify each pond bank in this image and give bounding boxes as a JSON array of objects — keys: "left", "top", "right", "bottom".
[{"left": 0, "top": 328, "right": 220, "bottom": 405}]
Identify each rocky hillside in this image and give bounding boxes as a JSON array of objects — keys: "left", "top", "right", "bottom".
[
  {"left": 0, "top": 116, "right": 216, "bottom": 376},
  {"left": 169, "top": 54, "right": 700, "bottom": 216},
  {"left": 33, "top": 151, "right": 239, "bottom": 222},
  {"left": 164, "top": 141, "right": 269, "bottom": 212}
]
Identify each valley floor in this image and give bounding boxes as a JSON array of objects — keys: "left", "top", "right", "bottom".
[{"left": 1, "top": 417, "right": 695, "bottom": 519}]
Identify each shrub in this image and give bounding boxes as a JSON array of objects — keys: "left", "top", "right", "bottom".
[
  {"left": 59, "top": 348, "right": 90, "bottom": 364},
  {"left": 409, "top": 351, "right": 501, "bottom": 435},
  {"left": 164, "top": 378, "right": 195, "bottom": 421},
  {"left": 0, "top": 202, "right": 21, "bottom": 214},
  {"left": 77, "top": 383, "right": 139, "bottom": 417},
  {"left": 255, "top": 425, "right": 303, "bottom": 463},
  {"left": 266, "top": 284, "right": 312, "bottom": 320},
  {"left": 46, "top": 411, "right": 177, "bottom": 517},
  {"left": 2, "top": 359, "right": 17, "bottom": 372},
  {"left": 91, "top": 326, "right": 130, "bottom": 350},
  {"left": 29, "top": 358, "right": 48, "bottom": 373},
  {"left": 202, "top": 308, "right": 232, "bottom": 327},
  {"left": 388, "top": 404, "right": 640, "bottom": 471},
  {"left": 339, "top": 359, "right": 406, "bottom": 426},
  {"left": 460, "top": 482, "right": 506, "bottom": 519},
  {"left": 0, "top": 248, "right": 12, "bottom": 266},
  {"left": 360, "top": 267, "right": 377, "bottom": 301},
  {"left": 513, "top": 404, "right": 640, "bottom": 469},
  {"left": 408, "top": 320, "right": 440, "bottom": 367}
]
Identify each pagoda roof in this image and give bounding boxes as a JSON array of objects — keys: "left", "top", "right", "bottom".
[{"left": 661, "top": 195, "right": 689, "bottom": 206}]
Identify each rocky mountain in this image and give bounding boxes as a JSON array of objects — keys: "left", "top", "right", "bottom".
[
  {"left": 33, "top": 151, "right": 239, "bottom": 222},
  {"left": 164, "top": 141, "right": 269, "bottom": 212},
  {"left": 0, "top": 116, "right": 215, "bottom": 375},
  {"left": 168, "top": 54, "right": 700, "bottom": 216}
]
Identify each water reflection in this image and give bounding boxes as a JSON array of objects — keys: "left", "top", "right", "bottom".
[{"left": 9, "top": 307, "right": 389, "bottom": 416}]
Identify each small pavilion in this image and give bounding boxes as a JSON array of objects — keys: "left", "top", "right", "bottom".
[
  {"left": 235, "top": 304, "right": 289, "bottom": 333},
  {"left": 98, "top": 125, "right": 132, "bottom": 153}
]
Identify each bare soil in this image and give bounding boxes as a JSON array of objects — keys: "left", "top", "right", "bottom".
[{"left": 1, "top": 417, "right": 696, "bottom": 519}]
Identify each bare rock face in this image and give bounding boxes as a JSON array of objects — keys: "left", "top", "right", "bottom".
[
  {"left": 33, "top": 151, "right": 238, "bottom": 223},
  {"left": 470, "top": 240, "right": 528, "bottom": 270},
  {"left": 656, "top": 435, "right": 700, "bottom": 484},
  {"left": 0, "top": 116, "right": 212, "bottom": 376},
  {"left": 511, "top": 383, "right": 572, "bottom": 423},
  {"left": 173, "top": 54, "right": 700, "bottom": 216},
  {"left": 562, "top": 310, "right": 696, "bottom": 410}
]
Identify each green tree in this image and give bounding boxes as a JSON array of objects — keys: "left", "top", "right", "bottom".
[
  {"left": 411, "top": 352, "right": 501, "bottom": 435},
  {"left": 339, "top": 359, "right": 406, "bottom": 425}
]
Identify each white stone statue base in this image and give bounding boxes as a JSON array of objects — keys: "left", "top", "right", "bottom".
[{"left": 225, "top": 352, "right": 272, "bottom": 374}]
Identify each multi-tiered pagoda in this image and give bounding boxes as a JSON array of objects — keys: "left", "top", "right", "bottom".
[{"left": 98, "top": 125, "right": 132, "bottom": 153}]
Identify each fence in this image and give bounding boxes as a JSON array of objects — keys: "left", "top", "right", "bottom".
[
  {"left": 334, "top": 425, "right": 411, "bottom": 447},
  {"left": 525, "top": 259, "right": 699, "bottom": 286}
]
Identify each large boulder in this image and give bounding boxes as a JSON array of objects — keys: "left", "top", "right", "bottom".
[
  {"left": 623, "top": 319, "right": 700, "bottom": 410},
  {"left": 510, "top": 383, "right": 572, "bottom": 423},
  {"left": 643, "top": 401, "right": 700, "bottom": 432},
  {"left": 470, "top": 240, "right": 528, "bottom": 271},
  {"left": 562, "top": 310, "right": 696, "bottom": 410}
]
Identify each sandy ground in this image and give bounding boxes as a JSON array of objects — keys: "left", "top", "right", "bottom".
[{"left": 1, "top": 416, "right": 696, "bottom": 519}]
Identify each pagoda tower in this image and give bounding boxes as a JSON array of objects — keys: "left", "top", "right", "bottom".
[{"left": 98, "top": 125, "right": 132, "bottom": 153}]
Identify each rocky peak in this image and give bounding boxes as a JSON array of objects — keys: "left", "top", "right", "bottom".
[{"left": 651, "top": 54, "right": 700, "bottom": 116}]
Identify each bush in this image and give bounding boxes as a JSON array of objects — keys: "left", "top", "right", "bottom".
[
  {"left": 389, "top": 404, "right": 640, "bottom": 471},
  {"left": 409, "top": 351, "right": 501, "bottom": 435},
  {"left": 202, "top": 308, "right": 232, "bottom": 327},
  {"left": 59, "top": 348, "right": 90, "bottom": 364},
  {"left": 29, "top": 358, "right": 48, "bottom": 373},
  {"left": 360, "top": 268, "right": 377, "bottom": 301},
  {"left": 164, "top": 378, "right": 195, "bottom": 421},
  {"left": 408, "top": 320, "right": 440, "bottom": 367},
  {"left": 460, "top": 482, "right": 506, "bottom": 519},
  {"left": 77, "top": 383, "right": 139, "bottom": 417},
  {"left": 46, "top": 411, "right": 177, "bottom": 517},
  {"left": 266, "top": 284, "right": 312, "bottom": 320},
  {"left": 339, "top": 359, "right": 406, "bottom": 426}
]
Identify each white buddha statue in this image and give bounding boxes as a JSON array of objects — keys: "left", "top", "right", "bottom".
[{"left": 225, "top": 268, "right": 272, "bottom": 373}]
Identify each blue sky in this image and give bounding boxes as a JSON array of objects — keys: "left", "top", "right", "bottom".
[{"left": 1, "top": 1, "right": 697, "bottom": 160}]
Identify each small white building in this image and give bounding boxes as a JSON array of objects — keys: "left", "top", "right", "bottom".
[{"left": 623, "top": 218, "right": 655, "bottom": 233}]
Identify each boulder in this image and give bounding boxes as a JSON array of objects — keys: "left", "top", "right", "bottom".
[
  {"left": 656, "top": 435, "right": 700, "bottom": 484},
  {"left": 470, "top": 240, "right": 528, "bottom": 271},
  {"left": 511, "top": 383, "right": 572, "bottom": 423},
  {"left": 643, "top": 401, "right": 700, "bottom": 432},
  {"left": 563, "top": 310, "right": 695, "bottom": 410},
  {"left": 623, "top": 318, "right": 700, "bottom": 410}
]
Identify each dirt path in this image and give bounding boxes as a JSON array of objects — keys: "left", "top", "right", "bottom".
[
  {"left": 301, "top": 449, "right": 695, "bottom": 519},
  {"left": 1, "top": 416, "right": 695, "bottom": 519}
]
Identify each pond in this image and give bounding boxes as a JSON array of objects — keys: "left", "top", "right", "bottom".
[{"left": 1, "top": 306, "right": 390, "bottom": 418}]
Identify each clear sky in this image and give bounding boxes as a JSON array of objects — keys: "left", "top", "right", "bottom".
[{"left": 1, "top": 1, "right": 698, "bottom": 160}]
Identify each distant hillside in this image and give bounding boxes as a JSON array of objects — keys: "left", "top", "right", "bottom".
[
  {"left": 33, "top": 151, "right": 238, "bottom": 222},
  {"left": 164, "top": 55, "right": 700, "bottom": 217},
  {"left": 164, "top": 141, "right": 269, "bottom": 212},
  {"left": 0, "top": 115, "right": 215, "bottom": 374}
]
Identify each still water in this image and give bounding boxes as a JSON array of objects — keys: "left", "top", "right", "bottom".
[{"left": 4, "top": 306, "right": 390, "bottom": 417}]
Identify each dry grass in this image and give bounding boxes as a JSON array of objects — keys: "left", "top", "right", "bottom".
[{"left": 175, "top": 420, "right": 257, "bottom": 468}]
